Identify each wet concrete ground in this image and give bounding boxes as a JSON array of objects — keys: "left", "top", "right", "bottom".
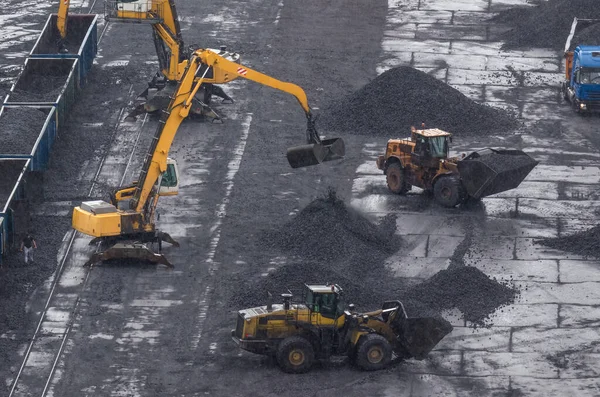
[{"left": 2, "top": 0, "right": 600, "bottom": 396}]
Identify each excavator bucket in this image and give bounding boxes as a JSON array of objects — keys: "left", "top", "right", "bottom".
[
  {"left": 286, "top": 138, "right": 345, "bottom": 168},
  {"left": 84, "top": 242, "right": 174, "bottom": 268},
  {"left": 457, "top": 149, "right": 538, "bottom": 199},
  {"left": 395, "top": 316, "right": 453, "bottom": 360}
]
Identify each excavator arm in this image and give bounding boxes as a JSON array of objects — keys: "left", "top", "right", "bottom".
[
  {"left": 196, "top": 49, "right": 345, "bottom": 168},
  {"left": 57, "top": 0, "right": 70, "bottom": 39}
]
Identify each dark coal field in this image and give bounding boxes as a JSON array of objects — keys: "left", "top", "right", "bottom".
[
  {"left": 0, "top": 107, "right": 49, "bottom": 154},
  {"left": 233, "top": 194, "right": 517, "bottom": 326},
  {"left": 319, "top": 66, "right": 519, "bottom": 136},
  {"left": 494, "top": 0, "right": 600, "bottom": 50},
  {"left": 536, "top": 224, "right": 600, "bottom": 258}
]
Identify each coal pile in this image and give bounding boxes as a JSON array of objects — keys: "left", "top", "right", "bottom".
[
  {"left": 569, "top": 23, "right": 600, "bottom": 50},
  {"left": 0, "top": 107, "right": 49, "bottom": 154},
  {"left": 536, "top": 224, "right": 600, "bottom": 258},
  {"left": 472, "top": 152, "right": 537, "bottom": 174},
  {"left": 261, "top": 190, "right": 400, "bottom": 265},
  {"left": 36, "top": 16, "right": 91, "bottom": 54},
  {"left": 8, "top": 75, "right": 66, "bottom": 102},
  {"left": 0, "top": 160, "right": 28, "bottom": 209},
  {"left": 401, "top": 266, "right": 517, "bottom": 326},
  {"left": 318, "top": 66, "right": 518, "bottom": 136},
  {"left": 494, "top": 0, "right": 600, "bottom": 50}
]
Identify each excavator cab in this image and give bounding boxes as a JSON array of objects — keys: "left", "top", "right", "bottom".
[{"left": 158, "top": 158, "right": 179, "bottom": 196}]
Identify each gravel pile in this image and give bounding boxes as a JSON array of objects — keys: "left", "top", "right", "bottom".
[
  {"left": 319, "top": 66, "right": 518, "bottom": 136},
  {"left": 0, "top": 107, "right": 49, "bottom": 154},
  {"left": 493, "top": 0, "right": 600, "bottom": 50},
  {"left": 536, "top": 224, "right": 600, "bottom": 258},
  {"left": 8, "top": 75, "right": 66, "bottom": 102}
]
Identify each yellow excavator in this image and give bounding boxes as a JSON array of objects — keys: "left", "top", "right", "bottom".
[
  {"left": 104, "top": 0, "right": 238, "bottom": 119},
  {"left": 72, "top": 49, "right": 345, "bottom": 267},
  {"left": 233, "top": 284, "right": 453, "bottom": 373},
  {"left": 56, "top": 0, "right": 71, "bottom": 53}
]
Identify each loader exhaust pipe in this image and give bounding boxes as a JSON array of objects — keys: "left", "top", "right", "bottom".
[{"left": 286, "top": 116, "right": 345, "bottom": 168}]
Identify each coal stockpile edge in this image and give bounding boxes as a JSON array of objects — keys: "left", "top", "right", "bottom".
[
  {"left": 229, "top": 192, "right": 517, "bottom": 327},
  {"left": 493, "top": 0, "right": 600, "bottom": 50},
  {"left": 318, "top": 66, "right": 519, "bottom": 137},
  {"left": 0, "top": 107, "right": 49, "bottom": 155},
  {"left": 536, "top": 224, "right": 600, "bottom": 258}
]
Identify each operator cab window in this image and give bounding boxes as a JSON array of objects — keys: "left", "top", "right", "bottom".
[{"left": 161, "top": 163, "right": 178, "bottom": 187}]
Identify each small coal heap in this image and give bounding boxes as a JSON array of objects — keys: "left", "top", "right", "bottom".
[
  {"left": 401, "top": 266, "right": 518, "bottom": 326},
  {"left": 262, "top": 189, "right": 399, "bottom": 264},
  {"left": 536, "top": 224, "right": 600, "bottom": 258},
  {"left": 569, "top": 23, "right": 600, "bottom": 50},
  {"left": 494, "top": 0, "right": 600, "bottom": 50},
  {"left": 319, "top": 66, "right": 518, "bottom": 136}
]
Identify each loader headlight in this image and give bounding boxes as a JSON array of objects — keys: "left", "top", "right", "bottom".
[{"left": 580, "top": 103, "right": 587, "bottom": 110}]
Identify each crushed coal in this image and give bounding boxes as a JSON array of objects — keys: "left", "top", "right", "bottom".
[
  {"left": 568, "top": 22, "right": 600, "bottom": 50},
  {"left": 0, "top": 160, "right": 28, "bottom": 209},
  {"left": 319, "top": 66, "right": 519, "bottom": 136},
  {"left": 34, "top": 16, "right": 93, "bottom": 54},
  {"left": 0, "top": 107, "right": 49, "bottom": 154},
  {"left": 400, "top": 266, "right": 517, "bottom": 325},
  {"left": 536, "top": 224, "right": 600, "bottom": 258},
  {"left": 493, "top": 0, "right": 600, "bottom": 50},
  {"left": 7, "top": 75, "right": 66, "bottom": 102},
  {"left": 261, "top": 189, "right": 399, "bottom": 264},
  {"left": 231, "top": 192, "right": 517, "bottom": 326}
]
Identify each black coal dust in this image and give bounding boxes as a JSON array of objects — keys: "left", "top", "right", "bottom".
[
  {"left": 319, "top": 66, "right": 518, "bottom": 136},
  {"left": 536, "top": 224, "right": 600, "bottom": 258},
  {"left": 493, "top": 0, "right": 600, "bottom": 50},
  {"left": 232, "top": 191, "right": 517, "bottom": 326}
]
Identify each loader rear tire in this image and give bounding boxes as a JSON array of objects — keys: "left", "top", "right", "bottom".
[
  {"left": 355, "top": 334, "right": 392, "bottom": 371},
  {"left": 433, "top": 176, "right": 465, "bottom": 208},
  {"left": 386, "top": 163, "right": 410, "bottom": 194},
  {"left": 276, "top": 336, "right": 315, "bottom": 374}
]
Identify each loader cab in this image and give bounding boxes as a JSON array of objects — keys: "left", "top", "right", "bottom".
[
  {"left": 158, "top": 158, "right": 179, "bottom": 196},
  {"left": 410, "top": 128, "right": 451, "bottom": 168},
  {"left": 304, "top": 284, "right": 345, "bottom": 320}
]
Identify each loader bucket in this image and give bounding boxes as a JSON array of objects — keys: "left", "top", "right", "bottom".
[
  {"left": 396, "top": 317, "right": 453, "bottom": 360},
  {"left": 286, "top": 138, "right": 345, "bottom": 168},
  {"left": 457, "top": 149, "right": 538, "bottom": 199}
]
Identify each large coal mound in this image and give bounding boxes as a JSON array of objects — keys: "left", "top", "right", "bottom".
[
  {"left": 319, "top": 66, "right": 518, "bottom": 136},
  {"left": 536, "top": 225, "right": 600, "bottom": 258},
  {"left": 494, "top": 0, "right": 600, "bottom": 50}
]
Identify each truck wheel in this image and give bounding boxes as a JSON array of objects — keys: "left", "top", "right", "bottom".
[
  {"left": 433, "top": 176, "right": 465, "bottom": 208},
  {"left": 276, "top": 336, "right": 315, "bottom": 374},
  {"left": 355, "top": 334, "right": 392, "bottom": 371},
  {"left": 386, "top": 163, "right": 410, "bottom": 194}
]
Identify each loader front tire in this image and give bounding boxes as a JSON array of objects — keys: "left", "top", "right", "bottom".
[
  {"left": 276, "top": 336, "right": 315, "bottom": 374},
  {"left": 433, "top": 175, "right": 465, "bottom": 208},
  {"left": 355, "top": 334, "right": 392, "bottom": 371},
  {"left": 386, "top": 162, "right": 410, "bottom": 194}
]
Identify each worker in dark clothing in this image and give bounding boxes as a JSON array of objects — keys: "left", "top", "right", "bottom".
[{"left": 20, "top": 233, "right": 37, "bottom": 264}]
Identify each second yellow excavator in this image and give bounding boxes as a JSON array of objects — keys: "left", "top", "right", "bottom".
[{"left": 72, "top": 49, "right": 344, "bottom": 267}]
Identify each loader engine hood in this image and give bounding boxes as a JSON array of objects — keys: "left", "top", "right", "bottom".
[
  {"left": 457, "top": 148, "right": 538, "bottom": 199},
  {"left": 234, "top": 304, "right": 308, "bottom": 340}
]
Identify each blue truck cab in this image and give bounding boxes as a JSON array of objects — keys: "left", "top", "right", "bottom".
[
  {"left": 562, "top": 18, "right": 600, "bottom": 113},
  {"left": 563, "top": 46, "right": 600, "bottom": 112}
]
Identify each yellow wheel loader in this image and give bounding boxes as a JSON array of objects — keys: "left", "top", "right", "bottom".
[
  {"left": 232, "top": 284, "right": 453, "bottom": 373},
  {"left": 376, "top": 127, "right": 538, "bottom": 207},
  {"left": 72, "top": 49, "right": 344, "bottom": 267}
]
